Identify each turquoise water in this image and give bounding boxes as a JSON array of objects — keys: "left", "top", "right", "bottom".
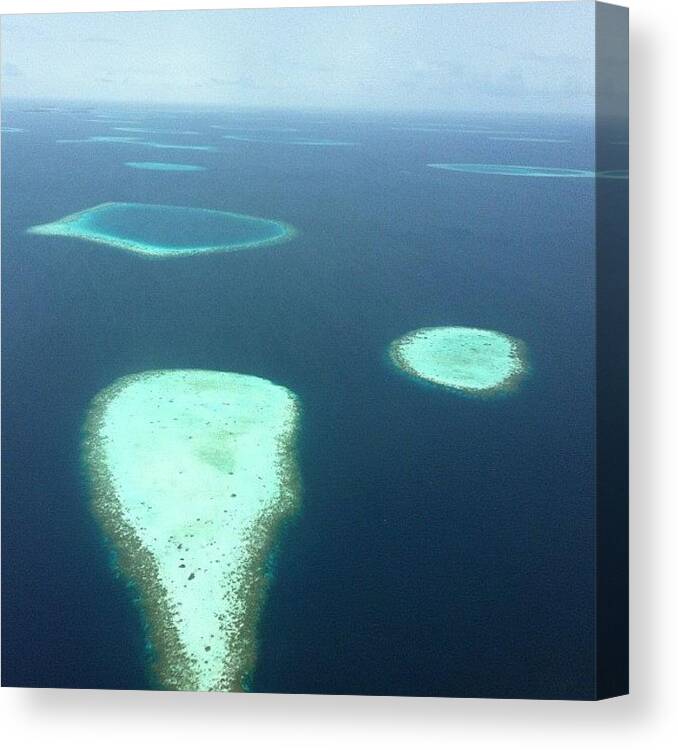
[{"left": 28, "top": 202, "right": 294, "bottom": 256}]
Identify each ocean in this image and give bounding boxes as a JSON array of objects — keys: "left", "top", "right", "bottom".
[{"left": 1, "top": 104, "right": 624, "bottom": 697}]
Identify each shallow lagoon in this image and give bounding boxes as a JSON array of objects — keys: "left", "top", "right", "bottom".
[{"left": 28, "top": 202, "right": 296, "bottom": 257}]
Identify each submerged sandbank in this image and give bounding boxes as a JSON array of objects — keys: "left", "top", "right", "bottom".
[
  {"left": 597, "top": 169, "right": 629, "bottom": 180},
  {"left": 428, "top": 163, "right": 627, "bottom": 179},
  {"left": 222, "top": 134, "right": 355, "bottom": 146},
  {"left": 210, "top": 125, "right": 300, "bottom": 133},
  {"left": 487, "top": 136, "right": 570, "bottom": 143},
  {"left": 55, "top": 136, "right": 216, "bottom": 151},
  {"left": 83, "top": 119, "right": 142, "bottom": 125},
  {"left": 113, "top": 127, "right": 201, "bottom": 135},
  {"left": 124, "top": 161, "right": 206, "bottom": 172},
  {"left": 389, "top": 326, "right": 528, "bottom": 396},
  {"left": 57, "top": 136, "right": 141, "bottom": 144},
  {"left": 140, "top": 141, "right": 217, "bottom": 152},
  {"left": 83, "top": 369, "right": 301, "bottom": 691},
  {"left": 27, "top": 202, "right": 296, "bottom": 257},
  {"left": 392, "top": 126, "right": 522, "bottom": 136}
]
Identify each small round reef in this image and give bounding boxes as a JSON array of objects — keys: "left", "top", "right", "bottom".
[{"left": 389, "top": 326, "right": 528, "bottom": 396}]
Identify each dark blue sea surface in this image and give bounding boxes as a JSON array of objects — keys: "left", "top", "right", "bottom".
[{"left": 1, "top": 104, "right": 625, "bottom": 697}]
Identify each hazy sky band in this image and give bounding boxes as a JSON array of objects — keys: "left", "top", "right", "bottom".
[{"left": 1, "top": 2, "right": 595, "bottom": 115}]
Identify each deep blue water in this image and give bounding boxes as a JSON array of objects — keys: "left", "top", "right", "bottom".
[{"left": 1, "top": 104, "right": 623, "bottom": 698}]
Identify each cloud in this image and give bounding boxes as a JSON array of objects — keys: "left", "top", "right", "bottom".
[
  {"left": 205, "top": 74, "right": 269, "bottom": 92},
  {"left": 2, "top": 62, "right": 22, "bottom": 77},
  {"left": 82, "top": 36, "right": 125, "bottom": 47}
]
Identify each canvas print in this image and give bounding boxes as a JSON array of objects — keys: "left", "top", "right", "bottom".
[{"left": 1, "top": 2, "right": 629, "bottom": 699}]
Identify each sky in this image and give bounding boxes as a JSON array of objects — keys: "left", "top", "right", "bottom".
[{"left": 0, "top": 2, "right": 595, "bottom": 115}]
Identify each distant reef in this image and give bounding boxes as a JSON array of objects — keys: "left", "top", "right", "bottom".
[
  {"left": 222, "top": 134, "right": 356, "bottom": 146},
  {"left": 389, "top": 326, "right": 528, "bottom": 396},
  {"left": 83, "top": 369, "right": 301, "bottom": 691},
  {"left": 56, "top": 135, "right": 217, "bottom": 151},
  {"left": 124, "top": 161, "right": 206, "bottom": 172},
  {"left": 428, "top": 163, "right": 627, "bottom": 179}
]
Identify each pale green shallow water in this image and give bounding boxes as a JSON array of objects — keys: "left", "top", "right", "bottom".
[
  {"left": 27, "top": 202, "right": 295, "bottom": 257},
  {"left": 389, "top": 326, "right": 527, "bottom": 395},
  {"left": 84, "top": 369, "right": 300, "bottom": 690},
  {"left": 428, "top": 163, "right": 628, "bottom": 179}
]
